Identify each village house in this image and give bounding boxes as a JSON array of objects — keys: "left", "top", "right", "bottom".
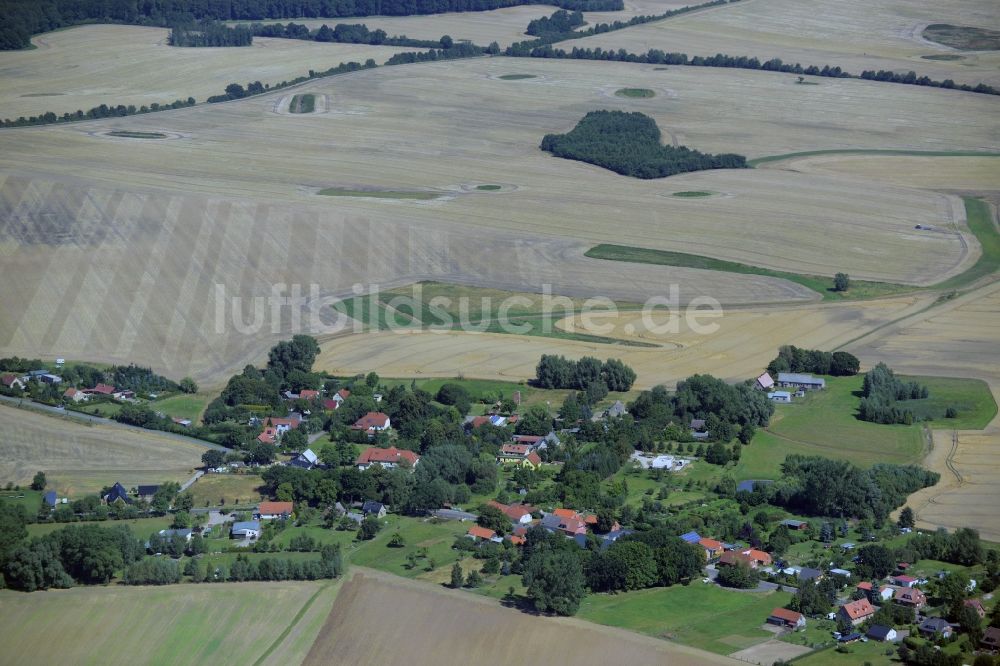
[
  {"left": 964, "top": 598, "right": 987, "bottom": 619},
  {"left": 103, "top": 482, "right": 132, "bottom": 505},
  {"left": 362, "top": 501, "right": 387, "bottom": 518},
  {"left": 289, "top": 448, "right": 319, "bottom": 470},
  {"left": 698, "top": 537, "right": 724, "bottom": 561},
  {"left": 231, "top": 521, "right": 261, "bottom": 539},
  {"left": 981, "top": 626, "right": 1000, "bottom": 651},
  {"left": 487, "top": 501, "right": 535, "bottom": 525},
  {"left": 767, "top": 608, "right": 806, "bottom": 629},
  {"left": 797, "top": 567, "right": 824, "bottom": 583},
  {"left": 299, "top": 389, "right": 319, "bottom": 400},
  {"left": 158, "top": 528, "right": 193, "bottom": 542},
  {"left": 43, "top": 491, "right": 57, "bottom": 508},
  {"left": 351, "top": 411, "right": 391, "bottom": 435},
  {"left": 867, "top": 625, "right": 898, "bottom": 642},
  {"left": 257, "top": 501, "right": 294, "bottom": 520},
  {"left": 918, "top": 617, "right": 953, "bottom": 639},
  {"left": 85, "top": 383, "right": 116, "bottom": 397},
  {"left": 755, "top": 372, "right": 775, "bottom": 391},
  {"left": 719, "top": 550, "right": 757, "bottom": 569},
  {"left": 136, "top": 485, "right": 160, "bottom": 501},
  {"left": 768, "top": 391, "right": 792, "bottom": 403},
  {"left": 355, "top": 446, "right": 419, "bottom": 471},
  {"left": 780, "top": 519, "right": 808, "bottom": 530},
  {"left": 776, "top": 373, "right": 825, "bottom": 390},
  {"left": 838, "top": 599, "right": 876, "bottom": 626},
  {"left": 894, "top": 587, "right": 927, "bottom": 609},
  {"left": 1, "top": 374, "right": 26, "bottom": 390},
  {"left": 680, "top": 531, "right": 701, "bottom": 544},
  {"left": 890, "top": 573, "right": 918, "bottom": 588},
  {"left": 466, "top": 525, "right": 500, "bottom": 542},
  {"left": 62, "top": 387, "right": 88, "bottom": 402},
  {"left": 604, "top": 400, "right": 627, "bottom": 418},
  {"left": 541, "top": 510, "right": 590, "bottom": 538}
]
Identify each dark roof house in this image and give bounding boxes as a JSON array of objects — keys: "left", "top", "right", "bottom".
[{"left": 104, "top": 482, "right": 132, "bottom": 505}]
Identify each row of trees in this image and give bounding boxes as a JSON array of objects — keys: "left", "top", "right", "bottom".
[
  {"left": 1, "top": 97, "right": 195, "bottom": 128},
  {"left": 540, "top": 110, "right": 748, "bottom": 179},
  {"left": 512, "top": 45, "right": 1000, "bottom": 98},
  {"left": 252, "top": 20, "right": 455, "bottom": 49},
  {"left": 0, "top": 0, "right": 624, "bottom": 50},
  {"left": 766, "top": 346, "right": 860, "bottom": 377},
  {"left": 169, "top": 21, "right": 253, "bottom": 46},
  {"left": 859, "top": 362, "right": 928, "bottom": 425},
  {"left": 534, "top": 354, "right": 636, "bottom": 391}
]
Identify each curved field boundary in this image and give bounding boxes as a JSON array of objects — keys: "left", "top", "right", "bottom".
[
  {"left": 748, "top": 149, "right": 1000, "bottom": 167},
  {"left": 586, "top": 196, "right": 999, "bottom": 301}
]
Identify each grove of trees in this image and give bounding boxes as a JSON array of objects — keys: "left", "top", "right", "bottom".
[
  {"left": 766, "top": 346, "right": 860, "bottom": 377},
  {"left": 859, "top": 363, "right": 928, "bottom": 425},
  {"left": 541, "top": 110, "right": 748, "bottom": 179}
]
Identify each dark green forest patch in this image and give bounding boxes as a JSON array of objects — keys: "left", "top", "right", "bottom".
[{"left": 540, "top": 110, "right": 747, "bottom": 179}]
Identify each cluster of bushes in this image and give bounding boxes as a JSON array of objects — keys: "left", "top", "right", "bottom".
[
  {"left": 514, "top": 45, "right": 1000, "bottom": 97},
  {"left": 766, "top": 346, "right": 860, "bottom": 377},
  {"left": 859, "top": 363, "right": 928, "bottom": 425},
  {"left": 540, "top": 110, "right": 748, "bottom": 179},
  {"left": 534, "top": 354, "right": 636, "bottom": 391},
  {"left": 385, "top": 41, "right": 494, "bottom": 65},
  {"left": 1, "top": 97, "right": 195, "bottom": 128},
  {"left": 526, "top": 9, "right": 585, "bottom": 37},
  {"left": 169, "top": 21, "right": 253, "bottom": 46}
]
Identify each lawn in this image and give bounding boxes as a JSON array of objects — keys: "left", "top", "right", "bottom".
[
  {"left": 934, "top": 197, "right": 1000, "bottom": 291},
  {"left": 577, "top": 583, "right": 792, "bottom": 655},
  {"left": 733, "top": 375, "right": 925, "bottom": 480},
  {"left": 0, "top": 489, "right": 44, "bottom": 516},
  {"left": 152, "top": 393, "right": 211, "bottom": 422},
  {"left": 792, "top": 640, "right": 898, "bottom": 666},
  {"left": 347, "top": 515, "right": 469, "bottom": 577},
  {"left": 902, "top": 376, "right": 997, "bottom": 429},
  {"left": 186, "top": 474, "right": 265, "bottom": 509},
  {"left": 27, "top": 515, "right": 173, "bottom": 539}
]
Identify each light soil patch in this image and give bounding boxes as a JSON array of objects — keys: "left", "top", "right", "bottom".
[
  {"left": 574, "top": 0, "right": 1000, "bottom": 87},
  {"left": 729, "top": 639, "right": 813, "bottom": 664},
  {"left": 304, "top": 568, "right": 743, "bottom": 666},
  {"left": 0, "top": 581, "right": 336, "bottom": 665},
  {"left": 315, "top": 293, "right": 934, "bottom": 388},
  {"left": 762, "top": 154, "right": 1000, "bottom": 191},
  {"left": 0, "top": 24, "right": 413, "bottom": 118},
  {"left": 0, "top": 403, "right": 204, "bottom": 496}
]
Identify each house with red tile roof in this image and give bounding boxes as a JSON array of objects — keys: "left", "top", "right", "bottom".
[
  {"left": 511, "top": 435, "right": 544, "bottom": 446},
  {"left": 744, "top": 549, "right": 772, "bottom": 567},
  {"left": 351, "top": 412, "right": 391, "bottom": 435},
  {"left": 467, "top": 525, "right": 498, "bottom": 542},
  {"left": 356, "top": 446, "right": 419, "bottom": 471},
  {"left": 85, "top": 383, "right": 116, "bottom": 396},
  {"left": 767, "top": 607, "right": 805, "bottom": 629},
  {"left": 965, "top": 599, "right": 987, "bottom": 619},
  {"left": 698, "top": 537, "right": 724, "bottom": 561},
  {"left": 487, "top": 501, "right": 535, "bottom": 525},
  {"left": 1, "top": 374, "right": 25, "bottom": 390},
  {"left": 719, "top": 550, "right": 757, "bottom": 568},
  {"left": 257, "top": 501, "right": 294, "bottom": 520},
  {"left": 509, "top": 535, "right": 526, "bottom": 546},
  {"left": 541, "top": 511, "right": 588, "bottom": 537},
  {"left": 890, "top": 574, "right": 917, "bottom": 588},
  {"left": 838, "top": 599, "right": 876, "bottom": 626},
  {"left": 63, "top": 387, "right": 88, "bottom": 403},
  {"left": 299, "top": 389, "right": 319, "bottom": 400}
]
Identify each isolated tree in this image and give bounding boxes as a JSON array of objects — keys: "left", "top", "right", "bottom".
[
  {"left": 30, "top": 471, "right": 46, "bottom": 491},
  {"left": 450, "top": 562, "right": 464, "bottom": 589},
  {"left": 201, "top": 449, "right": 225, "bottom": 469},
  {"left": 440, "top": 35, "right": 453, "bottom": 49},
  {"left": 834, "top": 272, "right": 850, "bottom": 292},
  {"left": 357, "top": 516, "right": 380, "bottom": 541},
  {"left": 898, "top": 506, "right": 915, "bottom": 528},
  {"left": 465, "top": 569, "right": 483, "bottom": 588},
  {"left": 179, "top": 377, "right": 198, "bottom": 393}
]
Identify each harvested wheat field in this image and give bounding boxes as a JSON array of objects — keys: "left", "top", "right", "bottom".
[
  {"left": 0, "top": 25, "right": 412, "bottom": 119},
  {"left": 0, "top": 58, "right": 994, "bottom": 383},
  {"left": 315, "top": 292, "right": 935, "bottom": 388},
  {"left": 762, "top": 154, "right": 1000, "bottom": 191},
  {"left": 304, "top": 569, "right": 741, "bottom": 666},
  {"left": 0, "top": 403, "right": 205, "bottom": 495},
  {"left": 0, "top": 581, "right": 340, "bottom": 666},
  {"left": 576, "top": 0, "right": 1000, "bottom": 87}
]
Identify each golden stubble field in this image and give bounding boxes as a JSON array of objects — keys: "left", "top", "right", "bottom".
[
  {"left": 0, "top": 25, "right": 413, "bottom": 119},
  {"left": 304, "top": 569, "right": 742, "bottom": 666},
  {"left": 314, "top": 293, "right": 936, "bottom": 389},
  {"left": 575, "top": 0, "right": 1000, "bottom": 87},
  {"left": 0, "top": 404, "right": 204, "bottom": 495},
  {"left": 0, "top": 57, "right": 995, "bottom": 383},
  {"left": 761, "top": 155, "right": 1000, "bottom": 191}
]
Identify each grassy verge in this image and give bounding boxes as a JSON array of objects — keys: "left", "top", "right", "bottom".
[
  {"left": 584, "top": 244, "right": 912, "bottom": 301},
  {"left": 934, "top": 197, "right": 1000, "bottom": 290},
  {"left": 899, "top": 376, "right": 998, "bottom": 429},
  {"left": 748, "top": 149, "right": 1000, "bottom": 167},
  {"left": 333, "top": 281, "right": 657, "bottom": 346},
  {"left": 498, "top": 74, "right": 536, "bottom": 80},
  {"left": 475, "top": 184, "right": 502, "bottom": 191},
  {"left": 289, "top": 93, "right": 316, "bottom": 114},
  {"left": 672, "top": 190, "right": 713, "bottom": 197},
  {"left": 317, "top": 188, "right": 440, "bottom": 200}
]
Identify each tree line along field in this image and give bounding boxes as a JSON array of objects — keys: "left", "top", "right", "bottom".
[
  {"left": 572, "top": 0, "right": 1000, "bottom": 88},
  {"left": 0, "top": 25, "right": 415, "bottom": 119}
]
